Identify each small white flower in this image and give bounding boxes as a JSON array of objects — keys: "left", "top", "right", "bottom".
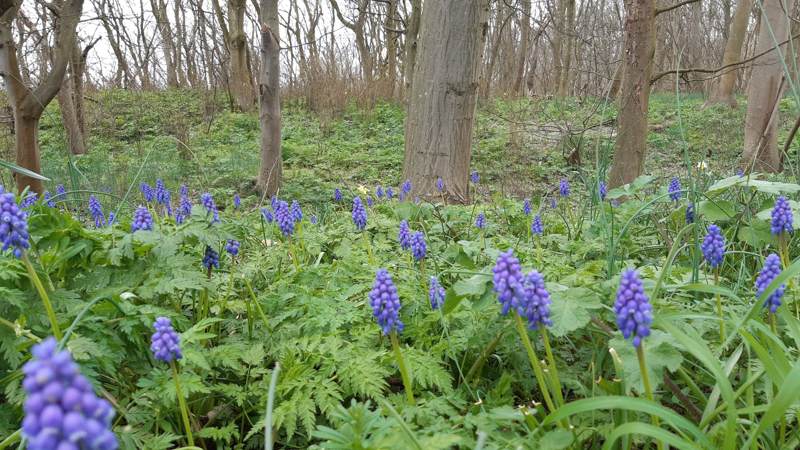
[{"left": 696, "top": 160, "right": 709, "bottom": 171}]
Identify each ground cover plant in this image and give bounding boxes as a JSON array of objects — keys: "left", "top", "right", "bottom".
[{"left": 2, "top": 152, "right": 800, "bottom": 449}]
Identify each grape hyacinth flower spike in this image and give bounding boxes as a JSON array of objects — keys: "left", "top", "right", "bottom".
[
  {"left": 369, "top": 269, "right": 413, "bottom": 404},
  {"left": 386, "top": 187, "right": 394, "bottom": 200},
  {"left": 492, "top": 250, "right": 523, "bottom": 316},
  {"left": 517, "top": 270, "right": 553, "bottom": 330},
  {"left": 291, "top": 200, "right": 303, "bottom": 222},
  {"left": 155, "top": 179, "right": 169, "bottom": 206},
  {"left": 685, "top": 203, "right": 695, "bottom": 224},
  {"left": 200, "top": 192, "right": 220, "bottom": 224},
  {"left": 523, "top": 198, "right": 531, "bottom": 216},
  {"left": 401, "top": 179, "right": 412, "bottom": 196},
  {"left": 44, "top": 191, "right": 55, "bottom": 208},
  {"left": 20, "top": 192, "right": 37, "bottom": 209},
  {"left": 150, "top": 317, "right": 194, "bottom": 446},
  {"left": 89, "top": 195, "right": 105, "bottom": 228},
  {"left": 475, "top": 212, "right": 486, "bottom": 229},
  {"left": 531, "top": 214, "right": 543, "bottom": 236},
  {"left": 334, "top": 188, "right": 342, "bottom": 202},
  {"left": 668, "top": 177, "right": 681, "bottom": 202},
  {"left": 410, "top": 231, "right": 426, "bottom": 261},
  {"left": 0, "top": 186, "right": 30, "bottom": 258},
  {"left": 140, "top": 182, "right": 154, "bottom": 203},
  {"left": 756, "top": 253, "right": 786, "bottom": 314},
  {"left": 261, "top": 207, "right": 274, "bottom": 223},
  {"left": 233, "top": 193, "right": 241, "bottom": 210},
  {"left": 352, "top": 197, "right": 367, "bottom": 230},
  {"left": 22, "top": 337, "right": 118, "bottom": 450},
  {"left": 398, "top": 220, "right": 411, "bottom": 250},
  {"left": 599, "top": 181, "right": 607, "bottom": 201},
  {"left": 429, "top": 276, "right": 445, "bottom": 309},
  {"left": 203, "top": 246, "right": 220, "bottom": 271},
  {"left": 225, "top": 239, "right": 240, "bottom": 257},
  {"left": 701, "top": 224, "right": 726, "bottom": 268},
  {"left": 771, "top": 195, "right": 793, "bottom": 236},
  {"left": 436, "top": 177, "right": 444, "bottom": 192},
  {"left": 367, "top": 196, "right": 374, "bottom": 207},
  {"left": 614, "top": 269, "right": 653, "bottom": 348},
  {"left": 559, "top": 178, "right": 570, "bottom": 197},
  {"left": 131, "top": 206, "right": 153, "bottom": 232},
  {"left": 471, "top": 170, "right": 480, "bottom": 184},
  {"left": 274, "top": 201, "right": 294, "bottom": 236},
  {"left": 376, "top": 185, "right": 384, "bottom": 199}
]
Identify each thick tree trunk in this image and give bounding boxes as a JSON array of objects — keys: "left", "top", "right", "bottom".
[
  {"left": 551, "top": 0, "right": 565, "bottom": 93},
  {"left": 741, "top": 0, "right": 789, "bottom": 173},
  {"left": 512, "top": 0, "right": 532, "bottom": 95},
  {"left": 384, "top": 0, "right": 398, "bottom": 97},
  {"left": 705, "top": 0, "right": 752, "bottom": 107},
  {"left": 608, "top": 0, "right": 656, "bottom": 188},
  {"left": 403, "top": 0, "right": 489, "bottom": 203},
  {"left": 0, "top": 0, "right": 84, "bottom": 194},
  {"left": 256, "top": 0, "right": 282, "bottom": 196},
  {"left": 403, "top": 0, "right": 422, "bottom": 92},
  {"left": 229, "top": 0, "right": 255, "bottom": 111},
  {"left": 558, "top": 0, "right": 576, "bottom": 96}
]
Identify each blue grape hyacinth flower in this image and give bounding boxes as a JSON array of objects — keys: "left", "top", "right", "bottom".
[
  {"left": 367, "top": 196, "right": 374, "bottom": 207},
  {"left": 352, "top": 197, "right": 367, "bottom": 230},
  {"left": 56, "top": 184, "right": 66, "bottom": 197},
  {"left": 233, "top": 193, "right": 241, "bottom": 209},
  {"left": 471, "top": 170, "right": 480, "bottom": 184},
  {"left": 475, "top": 212, "right": 486, "bottom": 229},
  {"left": 0, "top": 186, "right": 30, "bottom": 257},
  {"left": 517, "top": 270, "right": 553, "bottom": 330},
  {"left": 200, "top": 193, "right": 220, "bottom": 224},
  {"left": 22, "top": 337, "right": 118, "bottom": 450},
  {"left": 523, "top": 198, "right": 531, "bottom": 216},
  {"left": 225, "top": 239, "right": 240, "bottom": 257},
  {"left": 274, "top": 201, "right": 294, "bottom": 236},
  {"left": 701, "top": 224, "right": 726, "bottom": 268},
  {"left": 202, "top": 246, "right": 220, "bottom": 270},
  {"left": 398, "top": 220, "right": 411, "bottom": 250},
  {"left": 410, "top": 231, "right": 426, "bottom": 261},
  {"left": 150, "top": 317, "right": 182, "bottom": 362},
  {"left": 376, "top": 185, "right": 384, "bottom": 199},
  {"left": 44, "top": 191, "right": 55, "bottom": 208},
  {"left": 89, "top": 195, "right": 105, "bottom": 228},
  {"left": 531, "top": 214, "right": 543, "bottom": 236},
  {"left": 614, "top": 269, "right": 653, "bottom": 347},
  {"left": 386, "top": 187, "right": 394, "bottom": 200},
  {"left": 334, "top": 188, "right": 342, "bottom": 202},
  {"left": 756, "top": 253, "right": 786, "bottom": 313},
  {"left": 369, "top": 269, "right": 404, "bottom": 335},
  {"left": 261, "top": 207, "right": 273, "bottom": 223},
  {"left": 492, "top": 250, "right": 523, "bottom": 315},
  {"left": 668, "top": 177, "right": 681, "bottom": 202},
  {"left": 401, "top": 179, "right": 412, "bottom": 196},
  {"left": 131, "top": 206, "right": 153, "bottom": 232},
  {"left": 436, "top": 177, "right": 444, "bottom": 192},
  {"left": 155, "top": 179, "right": 169, "bottom": 205},
  {"left": 771, "top": 196, "right": 793, "bottom": 235},
  {"left": 599, "top": 181, "right": 607, "bottom": 201},
  {"left": 140, "top": 182, "right": 154, "bottom": 203},
  {"left": 310, "top": 215, "right": 318, "bottom": 225},
  {"left": 559, "top": 179, "right": 570, "bottom": 197},
  {"left": 429, "top": 276, "right": 445, "bottom": 309},
  {"left": 20, "top": 192, "right": 37, "bottom": 209},
  {"left": 685, "top": 202, "right": 695, "bottom": 224},
  {"left": 291, "top": 200, "right": 303, "bottom": 222}
]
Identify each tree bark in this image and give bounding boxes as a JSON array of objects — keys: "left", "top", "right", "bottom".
[
  {"left": 705, "top": 0, "right": 752, "bottom": 107},
  {"left": 558, "top": 0, "right": 576, "bottom": 96},
  {"left": 608, "top": 0, "right": 656, "bottom": 188},
  {"left": 403, "top": 0, "right": 421, "bottom": 92},
  {"left": 741, "top": 0, "right": 790, "bottom": 173},
  {"left": 512, "top": 0, "right": 532, "bottom": 96},
  {"left": 256, "top": 0, "right": 282, "bottom": 196},
  {"left": 403, "top": 0, "right": 489, "bottom": 203},
  {"left": 0, "top": 0, "right": 84, "bottom": 193},
  {"left": 151, "top": 0, "right": 179, "bottom": 88},
  {"left": 213, "top": 0, "right": 256, "bottom": 111}
]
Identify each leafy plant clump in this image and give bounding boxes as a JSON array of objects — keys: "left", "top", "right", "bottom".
[{"left": 1, "top": 170, "right": 800, "bottom": 450}]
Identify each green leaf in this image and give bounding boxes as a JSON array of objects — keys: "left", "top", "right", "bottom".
[
  {"left": 549, "top": 287, "right": 602, "bottom": 337},
  {"left": 539, "top": 429, "right": 574, "bottom": 450},
  {"left": 698, "top": 200, "right": 736, "bottom": 221},
  {"left": 0, "top": 159, "right": 51, "bottom": 181},
  {"left": 452, "top": 273, "right": 491, "bottom": 297},
  {"left": 745, "top": 179, "right": 800, "bottom": 195},
  {"left": 737, "top": 221, "right": 772, "bottom": 247},
  {"left": 609, "top": 331, "right": 683, "bottom": 393},
  {"left": 602, "top": 422, "right": 702, "bottom": 450}
]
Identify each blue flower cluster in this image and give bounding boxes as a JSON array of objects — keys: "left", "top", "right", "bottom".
[
  {"left": 376, "top": 186, "right": 384, "bottom": 199},
  {"left": 701, "top": 224, "right": 726, "bottom": 268},
  {"left": 436, "top": 177, "right": 444, "bottom": 192},
  {"left": 155, "top": 179, "right": 169, "bottom": 205},
  {"left": 203, "top": 246, "right": 220, "bottom": 270},
  {"left": 200, "top": 193, "right": 219, "bottom": 224},
  {"left": 131, "top": 206, "right": 153, "bottom": 232},
  {"left": 22, "top": 337, "right": 117, "bottom": 450},
  {"left": 56, "top": 184, "right": 66, "bottom": 197},
  {"left": 531, "top": 214, "right": 543, "bottom": 236},
  {"left": 367, "top": 197, "right": 374, "bottom": 207},
  {"left": 523, "top": 198, "right": 531, "bottom": 216},
  {"left": 492, "top": 250, "right": 523, "bottom": 315},
  {"left": 369, "top": 269, "right": 404, "bottom": 335},
  {"left": 771, "top": 196, "right": 793, "bottom": 235},
  {"left": 89, "top": 195, "right": 105, "bottom": 228},
  {"left": 226, "top": 239, "right": 240, "bottom": 257},
  {"left": 398, "top": 220, "right": 411, "bottom": 250},
  {"left": 471, "top": 170, "right": 480, "bottom": 184},
  {"left": 21, "top": 192, "right": 38, "bottom": 209},
  {"left": 410, "top": 231, "right": 426, "bottom": 261},
  {"left": 352, "top": 197, "right": 367, "bottom": 230},
  {"left": 668, "top": 177, "right": 681, "bottom": 202},
  {"left": 140, "top": 182, "right": 154, "bottom": 203},
  {"left": 44, "top": 191, "right": 55, "bottom": 208},
  {"left": 334, "top": 188, "right": 342, "bottom": 202},
  {"left": 429, "top": 276, "right": 445, "bottom": 309},
  {"left": 517, "top": 270, "right": 553, "bottom": 330},
  {"left": 233, "top": 193, "right": 241, "bottom": 209},
  {"left": 386, "top": 187, "right": 394, "bottom": 200},
  {"left": 599, "top": 181, "right": 607, "bottom": 201},
  {"left": 176, "top": 186, "right": 192, "bottom": 224},
  {"left": 756, "top": 253, "right": 786, "bottom": 313},
  {"left": 291, "top": 200, "right": 303, "bottom": 222},
  {"left": 613, "top": 269, "right": 652, "bottom": 347},
  {"left": 475, "top": 212, "right": 486, "bottom": 229},
  {"left": 685, "top": 203, "right": 695, "bottom": 224},
  {"left": 274, "top": 200, "right": 295, "bottom": 236},
  {"left": 261, "top": 207, "right": 273, "bottom": 223},
  {"left": 150, "top": 317, "right": 182, "bottom": 362},
  {"left": 0, "top": 186, "right": 30, "bottom": 257},
  {"left": 559, "top": 179, "right": 570, "bottom": 197}
]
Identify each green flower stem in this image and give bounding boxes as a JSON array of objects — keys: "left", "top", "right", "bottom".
[
  {"left": 636, "top": 344, "right": 663, "bottom": 450},
  {"left": 22, "top": 253, "right": 61, "bottom": 340},
  {"left": 390, "top": 331, "right": 415, "bottom": 405},
  {"left": 513, "top": 313, "right": 557, "bottom": 418},
  {"left": 171, "top": 360, "right": 195, "bottom": 447},
  {"left": 540, "top": 329, "right": 565, "bottom": 408},
  {"left": 362, "top": 231, "right": 374, "bottom": 265},
  {"left": 0, "top": 429, "right": 21, "bottom": 449},
  {"left": 714, "top": 270, "right": 725, "bottom": 345}
]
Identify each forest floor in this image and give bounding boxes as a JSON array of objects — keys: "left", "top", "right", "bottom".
[{"left": 3, "top": 89, "right": 795, "bottom": 203}]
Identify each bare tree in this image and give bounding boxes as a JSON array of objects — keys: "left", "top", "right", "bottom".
[
  {"left": 213, "top": 0, "right": 256, "bottom": 111},
  {"left": 256, "top": 0, "right": 281, "bottom": 195},
  {"left": 403, "top": 0, "right": 489, "bottom": 203},
  {"left": 741, "top": 0, "right": 790, "bottom": 172},
  {"left": 705, "top": 0, "right": 753, "bottom": 107},
  {"left": 0, "top": 0, "right": 84, "bottom": 193}
]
